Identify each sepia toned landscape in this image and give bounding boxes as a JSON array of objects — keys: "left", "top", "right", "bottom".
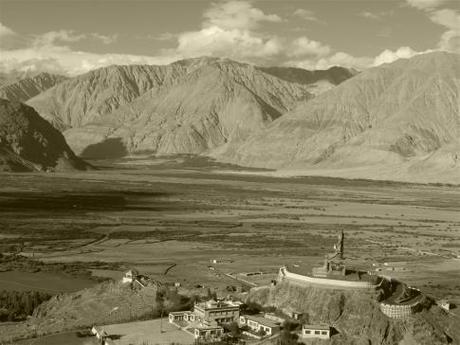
[{"left": 0, "top": 0, "right": 459, "bottom": 344}]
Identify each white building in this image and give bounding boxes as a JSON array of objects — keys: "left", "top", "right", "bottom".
[
  {"left": 169, "top": 311, "right": 196, "bottom": 323},
  {"left": 194, "top": 324, "right": 224, "bottom": 341},
  {"left": 301, "top": 324, "right": 331, "bottom": 339},
  {"left": 437, "top": 300, "right": 452, "bottom": 311},
  {"left": 122, "top": 269, "right": 138, "bottom": 284},
  {"left": 239, "top": 314, "right": 281, "bottom": 337}
]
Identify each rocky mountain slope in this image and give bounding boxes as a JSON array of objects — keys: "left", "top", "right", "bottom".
[
  {"left": 218, "top": 52, "right": 460, "bottom": 184},
  {"left": 0, "top": 281, "right": 159, "bottom": 342},
  {"left": 248, "top": 281, "right": 458, "bottom": 345},
  {"left": 0, "top": 72, "right": 67, "bottom": 103},
  {"left": 26, "top": 57, "right": 345, "bottom": 158},
  {"left": 0, "top": 99, "right": 90, "bottom": 172}
]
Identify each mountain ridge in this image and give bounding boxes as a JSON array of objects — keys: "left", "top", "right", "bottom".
[
  {"left": 215, "top": 52, "right": 460, "bottom": 184},
  {"left": 27, "top": 57, "right": 347, "bottom": 157},
  {"left": 0, "top": 72, "right": 67, "bottom": 103},
  {"left": 0, "top": 98, "right": 90, "bottom": 172}
]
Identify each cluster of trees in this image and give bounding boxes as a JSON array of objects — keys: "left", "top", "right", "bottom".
[
  {"left": 277, "top": 321, "right": 302, "bottom": 345},
  {"left": 0, "top": 290, "right": 51, "bottom": 322}
]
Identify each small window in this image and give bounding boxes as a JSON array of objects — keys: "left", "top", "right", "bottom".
[
  {"left": 315, "top": 330, "right": 320, "bottom": 335},
  {"left": 304, "top": 330, "right": 311, "bottom": 334},
  {"left": 321, "top": 331, "right": 328, "bottom": 335}
]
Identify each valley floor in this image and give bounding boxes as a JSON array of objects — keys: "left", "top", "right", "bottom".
[{"left": 0, "top": 155, "right": 459, "bottom": 342}]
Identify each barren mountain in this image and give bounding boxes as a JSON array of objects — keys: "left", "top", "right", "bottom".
[
  {"left": 0, "top": 99, "right": 90, "bottom": 172},
  {"left": 28, "top": 57, "right": 318, "bottom": 157},
  {"left": 218, "top": 52, "right": 460, "bottom": 184},
  {"left": 0, "top": 72, "right": 67, "bottom": 103},
  {"left": 27, "top": 64, "right": 184, "bottom": 130}
]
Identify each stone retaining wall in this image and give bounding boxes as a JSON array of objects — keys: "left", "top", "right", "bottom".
[
  {"left": 278, "top": 267, "right": 380, "bottom": 289},
  {"left": 379, "top": 302, "right": 416, "bottom": 319}
]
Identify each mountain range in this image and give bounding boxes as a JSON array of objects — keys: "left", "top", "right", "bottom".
[
  {"left": 0, "top": 52, "right": 458, "bottom": 183},
  {"left": 27, "top": 57, "right": 351, "bottom": 157},
  {"left": 0, "top": 72, "right": 67, "bottom": 103},
  {"left": 217, "top": 52, "right": 460, "bottom": 183},
  {"left": 0, "top": 99, "right": 89, "bottom": 172}
]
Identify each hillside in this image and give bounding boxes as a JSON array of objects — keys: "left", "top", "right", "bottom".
[
  {"left": 26, "top": 57, "right": 340, "bottom": 158},
  {"left": 0, "top": 281, "right": 159, "bottom": 342},
  {"left": 0, "top": 99, "right": 90, "bottom": 172},
  {"left": 217, "top": 52, "right": 460, "bottom": 184},
  {"left": 247, "top": 281, "right": 459, "bottom": 345},
  {"left": 0, "top": 72, "right": 67, "bottom": 103}
]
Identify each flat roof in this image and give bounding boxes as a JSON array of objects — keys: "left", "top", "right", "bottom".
[
  {"left": 303, "top": 324, "right": 330, "bottom": 331},
  {"left": 195, "top": 300, "right": 239, "bottom": 309},
  {"left": 243, "top": 314, "right": 280, "bottom": 328},
  {"left": 169, "top": 311, "right": 191, "bottom": 315},
  {"left": 195, "top": 325, "right": 223, "bottom": 331}
]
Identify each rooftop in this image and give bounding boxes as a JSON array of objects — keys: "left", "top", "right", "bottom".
[
  {"left": 243, "top": 314, "right": 280, "bottom": 328},
  {"left": 302, "top": 324, "right": 330, "bottom": 331},
  {"left": 196, "top": 299, "right": 240, "bottom": 309}
]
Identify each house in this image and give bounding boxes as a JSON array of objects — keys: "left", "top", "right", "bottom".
[
  {"left": 169, "top": 310, "right": 196, "bottom": 324},
  {"left": 91, "top": 326, "right": 110, "bottom": 341},
  {"left": 286, "top": 310, "right": 303, "bottom": 320},
  {"left": 193, "top": 299, "right": 240, "bottom": 325},
  {"left": 194, "top": 323, "right": 224, "bottom": 341},
  {"left": 301, "top": 324, "right": 331, "bottom": 339},
  {"left": 169, "top": 298, "right": 240, "bottom": 329},
  {"left": 264, "top": 313, "right": 286, "bottom": 323},
  {"left": 239, "top": 314, "right": 281, "bottom": 337},
  {"left": 122, "top": 269, "right": 139, "bottom": 284},
  {"left": 437, "top": 300, "right": 453, "bottom": 311}
]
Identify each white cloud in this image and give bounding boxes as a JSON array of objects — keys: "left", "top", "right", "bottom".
[
  {"left": 90, "top": 33, "right": 118, "bottom": 45},
  {"left": 359, "top": 11, "right": 381, "bottom": 20},
  {"left": 33, "top": 30, "right": 86, "bottom": 47},
  {"left": 438, "top": 29, "right": 460, "bottom": 50},
  {"left": 293, "top": 9, "right": 318, "bottom": 22},
  {"left": 430, "top": 9, "right": 460, "bottom": 50},
  {"left": 174, "top": 25, "right": 283, "bottom": 61},
  {"left": 406, "top": 0, "right": 446, "bottom": 10},
  {"left": 429, "top": 8, "right": 460, "bottom": 30},
  {"left": 0, "top": 22, "right": 15, "bottom": 37},
  {"left": 204, "top": 1, "right": 281, "bottom": 30},
  {"left": 0, "top": 44, "right": 177, "bottom": 76},
  {"left": 167, "top": 1, "right": 286, "bottom": 63},
  {"left": 372, "top": 46, "right": 420, "bottom": 66},
  {"left": 288, "top": 37, "right": 331, "bottom": 58},
  {"left": 405, "top": 0, "right": 459, "bottom": 52},
  {"left": 32, "top": 30, "right": 117, "bottom": 47},
  {"left": 286, "top": 52, "right": 373, "bottom": 70}
]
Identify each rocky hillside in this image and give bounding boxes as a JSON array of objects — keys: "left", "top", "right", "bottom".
[
  {"left": 0, "top": 99, "right": 90, "bottom": 172},
  {"left": 248, "top": 281, "right": 458, "bottom": 345},
  {"left": 218, "top": 52, "right": 460, "bottom": 184},
  {"left": 0, "top": 280, "right": 194, "bottom": 343},
  {"left": 0, "top": 281, "right": 159, "bottom": 342},
  {"left": 26, "top": 57, "right": 324, "bottom": 158},
  {"left": 0, "top": 72, "right": 67, "bottom": 103}
]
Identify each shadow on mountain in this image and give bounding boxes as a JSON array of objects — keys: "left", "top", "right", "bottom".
[{"left": 81, "top": 138, "right": 127, "bottom": 159}]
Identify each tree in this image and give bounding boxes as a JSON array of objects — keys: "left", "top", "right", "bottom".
[
  {"left": 226, "top": 322, "right": 241, "bottom": 338},
  {"left": 278, "top": 329, "right": 300, "bottom": 345}
]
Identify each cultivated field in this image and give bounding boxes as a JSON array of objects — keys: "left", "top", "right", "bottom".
[{"left": 1, "top": 155, "right": 459, "bottom": 303}]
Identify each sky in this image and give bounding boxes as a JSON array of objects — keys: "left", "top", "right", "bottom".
[{"left": 0, "top": 0, "right": 458, "bottom": 76}]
